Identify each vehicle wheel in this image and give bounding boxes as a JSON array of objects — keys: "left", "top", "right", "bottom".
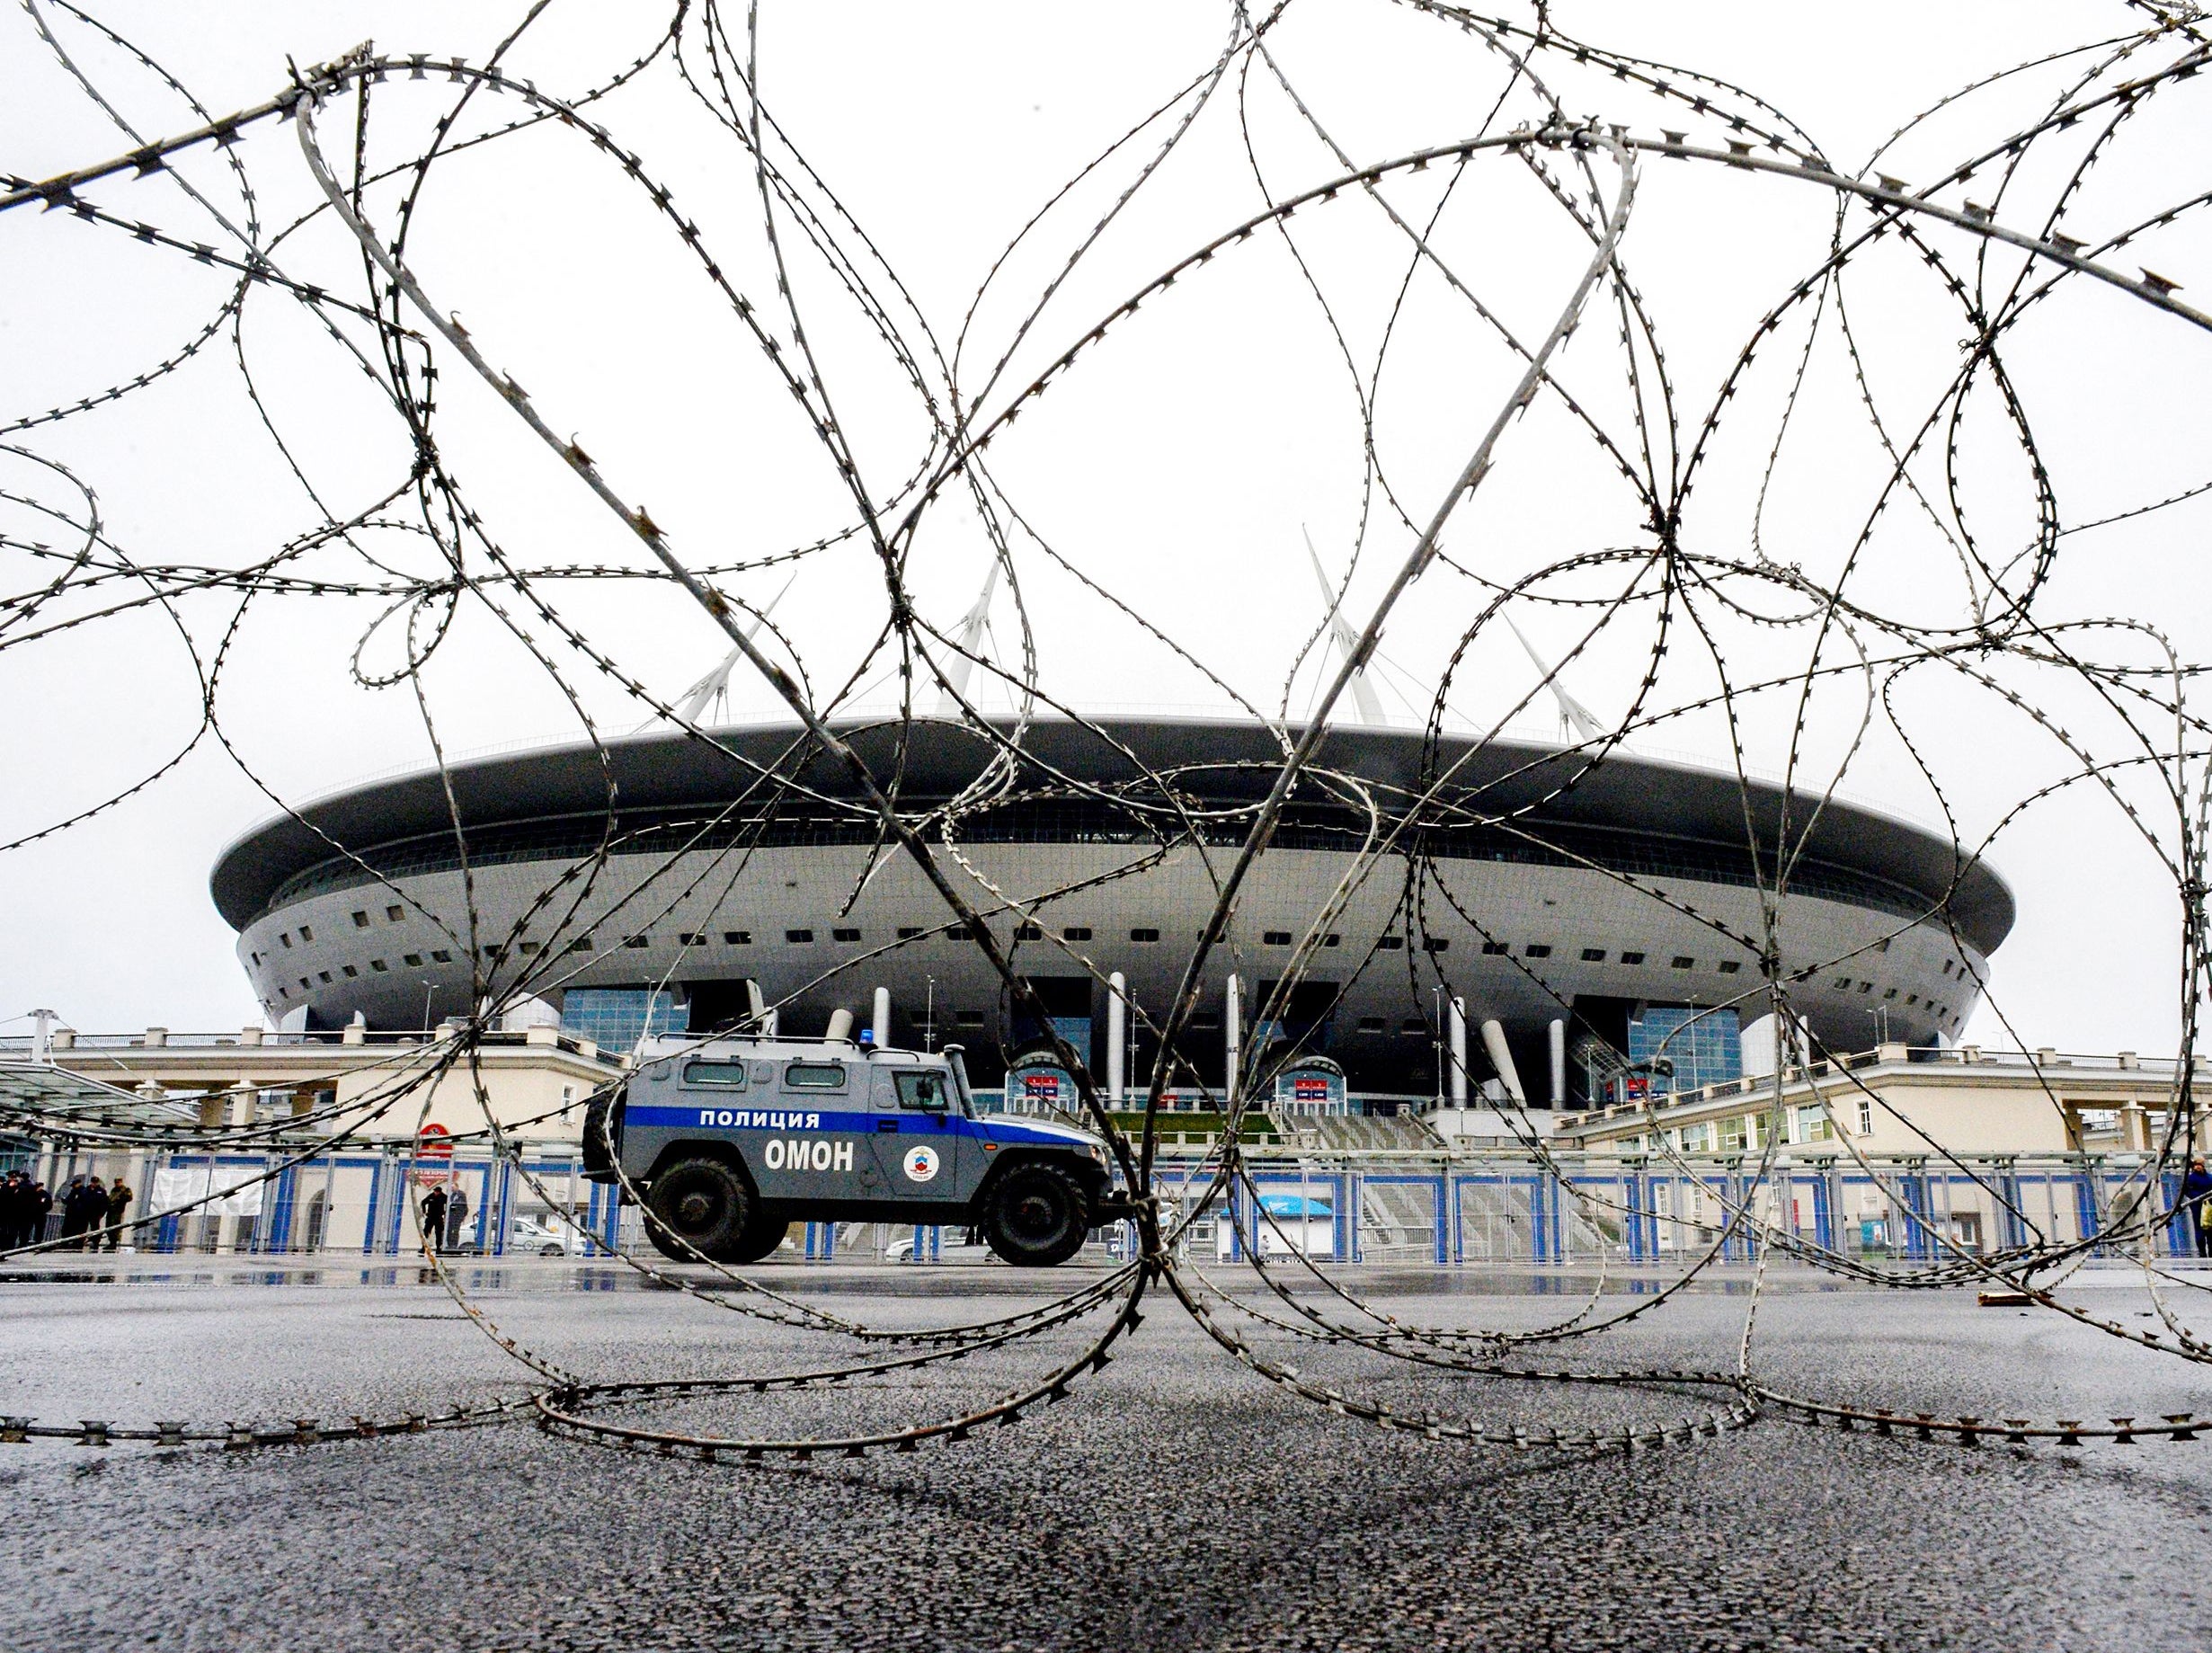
[
  {"left": 724, "top": 1217, "right": 790, "bottom": 1266},
  {"left": 982, "top": 1163, "right": 1088, "bottom": 1266},
  {"left": 644, "top": 1157, "right": 752, "bottom": 1262},
  {"left": 539, "top": 1243, "right": 563, "bottom": 1258}
]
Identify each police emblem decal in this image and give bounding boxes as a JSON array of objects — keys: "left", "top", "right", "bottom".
[{"left": 902, "top": 1145, "right": 940, "bottom": 1183}]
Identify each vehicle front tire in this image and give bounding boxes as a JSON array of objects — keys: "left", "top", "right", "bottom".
[
  {"left": 981, "top": 1162, "right": 1088, "bottom": 1266},
  {"left": 725, "top": 1216, "right": 791, "bottom": 1266},
  {"left": 644, "top": 1157, "right": 753, "bottom": 1263}
]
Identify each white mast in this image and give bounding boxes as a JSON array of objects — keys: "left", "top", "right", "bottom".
[
  {"left": 661, "top": 573, "right": 795, "bottom": 728},
  {"left": 937, "top": 556, "right": 1002, "bottom": 714},
  {"left": 1303, "top": 529, "right": 1386, "bottom": 726},
  {"left": 1505, "top": 615, "right": 1605, "bottom": 745}
]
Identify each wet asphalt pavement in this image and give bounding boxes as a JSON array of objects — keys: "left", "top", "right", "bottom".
[{"left": 3, "top": 1257, "right": 2210, "bottom": 1652}]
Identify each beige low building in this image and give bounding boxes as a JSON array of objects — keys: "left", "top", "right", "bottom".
[
  {"left": 32, "top": 1022, "right": 621, "bottom": 1146},
  {"left": 1553, "top": 1043, "right": 2199, "bottom": 1159},
  {"left": 4, "top": 1026, "right": 626, "bottom": 1258}
]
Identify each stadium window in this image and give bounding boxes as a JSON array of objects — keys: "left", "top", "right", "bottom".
[
  {"left": 1832, "top": 976, "right": 1851, "bottom": 991},
  {"left": 723, "top": 930, "right": 751, "bottom": 946},
  {"left": 341, "top": 964, "right": 359, "bottom": 979},
  {"left": 1357, "top": 1017, "right": 1385, "bottom": 1033},
  {"left": 1190, "top": 1012, "right": 1221, "bottom": 1030},
  {"left": 386, "top": 904, "right": 404, "bottom": 922},
  {"left": 1858, "top": 982, "right": 1873, "bottom": 994},
  {"left": 299, "top": 977, "right": 311, "bottom": 991},
  {"left": 518, "top": 941, "right": 539, "bottom": 955},
  {"left": 317, "top": 971, "right": 333, "bottom": 984},
  {"left": 570, "top": 938, "right": 594, "bottom": 953},
  {"left": 1620, "top": 951, "right": 1646, "bottom": 964},
  {"left": 278, "top": 986, "right": 289, "bottom": 1000},
  {"left": 250, "top": 952, "right": 262, "bottom": 967},
  {"left": 1716, "top": 960, "right": 1740, "bottom": 974},
  {"left": 834, "top": 927, "right": 862, "bottom": 943},
  {"left": 1378, "top": 936, "right": 1405, "bottom": 951},
  {"left": 785, "top": 928, "right": 814, "bottom": 944},
  {"left": 369, "top": 959, "right": 388, "bottom": 973},
  {"left": 279, "top": 933, "right": 292, "bottom": 948},
  {"left": 481, "top": 946, "right": 505, "bottom": 962},
  {"left": 1883, "top": 987, "right": 1897, "bottom": 1000},
  {"left": 1671, "top": 956, "right": 1695, "bottom": 970},
  {"left": 679, "top": 932, "right": 706, "bottom": 946},
  {"left": 1423, "top": 938, "right": 1450, "bottom": 953},
  {"left": 431, "top": 949, "right": 451, "bottom": 963},
  {"left": 1264, "top": 930, "right": 1293, "bottom": 946},
  {"left": 896, "top": 926, "right": 922, "bottom": 940},
  {"left": 955, "top": 1009, "right": 985, "bottom": 1027},
  {"left": 1581, "top": 947, "right": 1606, "bottom": 962},
  {"left": 1130, "top": 928, "right": 1160, "bottom": 943},
  {"left": 1524, "top": 945, "right": 1550, "bottom": 958},
  {"left": 404, "top": 954, "right": 423, "bottom": 968},
  {"left": 1063, "top": 926, "right": 1093, "bottom": 942},
  {"left": 1322, "top": 934, "right": 1340, "bottom": 947},
  {"left": 1905, "top": 993, "right": 1918, "bottom": 1006},
  {"left": 1399, "top": 1018, "right": 1427, "bottom": 1036},
  {"left": 1941, "top": 960, "right": 1953, "bottom": 977},
  {"left": 298, "top": 925, "right": 313, "bottom": 942},
  {"left": 1482, "top": 941, "right": 1509, "bottom": 955},
  {"left": 351, "top": 911, "right": 370, "bottom": 929},
  {"left": 1014, "top": 923, "right": 1042, "bottom": 941}
]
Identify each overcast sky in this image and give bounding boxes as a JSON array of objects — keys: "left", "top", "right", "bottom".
[{"left": 2, "top": 2, "right": 2207, "bottom": 1053}]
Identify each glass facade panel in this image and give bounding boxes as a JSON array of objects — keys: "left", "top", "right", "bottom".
[
  {"left": 561, "top": 988, "right": 684, "bottom": 1053},
  {"left": 1628, "top": 1005, "right": 1742, "bottom": 1095}
]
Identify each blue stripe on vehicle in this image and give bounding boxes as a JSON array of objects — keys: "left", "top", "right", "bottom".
[{"left": 624, "top": 1104, "right": 1096, "bottom": 1148}]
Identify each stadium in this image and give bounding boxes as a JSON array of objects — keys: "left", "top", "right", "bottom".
[{"left": 209, "top": 715, "right": 2011, "bottom": 1106}]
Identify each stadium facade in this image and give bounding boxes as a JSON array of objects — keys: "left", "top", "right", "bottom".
[{"left": 209, "top": 716, "right": 2012, "bottom": 1106}]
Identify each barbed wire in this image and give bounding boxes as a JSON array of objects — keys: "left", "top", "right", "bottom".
[{"left": 3, "top": 0, "right": 2211, "bottom": 1468}]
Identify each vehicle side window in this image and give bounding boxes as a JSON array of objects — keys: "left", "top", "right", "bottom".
[
  {"left": 894, "top": 1071, "right": 947, "bottom": 1111},
  {"left": 784, "top": 1062, "right": 846, "bottom": 1089},
  {"left": 680, "top": 1061, "right": 748, "bottom": 1089}
]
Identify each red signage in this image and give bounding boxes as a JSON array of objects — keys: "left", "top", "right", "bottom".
[
  {"left": 1020, "top": 1071, "right": 1063, "bottom": 1101},
  {"left": 416, "top": 1122, "right": 455, "bottom": 1160},
  {"left": 1293, "top": 1078, "right": 1330, "bottom": 1102}
]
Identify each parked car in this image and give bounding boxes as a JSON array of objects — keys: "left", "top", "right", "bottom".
[
  {"left": 884, "top": 1230, "right": 995, "bottom": 1264},
  {"left": 510, "top": 1213, "right": 599, "bottom": 1257}
]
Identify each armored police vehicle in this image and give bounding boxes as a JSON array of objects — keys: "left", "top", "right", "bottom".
[{"left": 582, "top": 1035, "right": 1121, "bottom": 1266}]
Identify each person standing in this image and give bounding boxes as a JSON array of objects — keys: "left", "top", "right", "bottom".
[
  {"left": 0, "top": 1171, "right": 24, "bottom": 1249},
  {"left": 445, "top": 1183, "right": 470, "bottom": 1254},
  {"left": 420, "top": 1183, "right": 449, "bottom": 1254},
  {"left": 28, "top": 1181, "right": 51, "bottom": 1249},
  {"left": 78, "top": 1177, "right": 106, "bottom": 1251},
  {"left": 57, "top": 1177, "right": 87, "bottom": 1248},
  {"left": 2184, "top": 1158, "right": 2212, "bottom": 1258},
  {"left": 102, "top": 1179, "right": 133, "bottom": 1253}
]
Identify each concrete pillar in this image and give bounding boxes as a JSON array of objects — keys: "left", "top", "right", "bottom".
[
  {"left": 143, "top": 1026, "right": 168, "bottom": 1048},
  {"left": 872, "top": 987, "right": 892, "bottom": 1049},
  {"left": 1549, "top": 1018, "right": 1567, "bottom": 1106},
  {"left": 1106, "top": 972, "right": 1127, "bottom": 1103},
  {"left": 239, "top": 1026, "right": 264, "bottom": 1047},
  {"left": 1224, "top": 974, "right": 1241, "bottom": 1104},
  {"left": 1480, "top": 1019, "right": 1525, "bottom": 1103},
  {"left": 1448, "top": 997, "right": 1468, "bottom": 1104}
]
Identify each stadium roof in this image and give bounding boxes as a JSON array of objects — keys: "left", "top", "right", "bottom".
[{"left": 211, "top": 715, "right": 2014, "bottom": 954}]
